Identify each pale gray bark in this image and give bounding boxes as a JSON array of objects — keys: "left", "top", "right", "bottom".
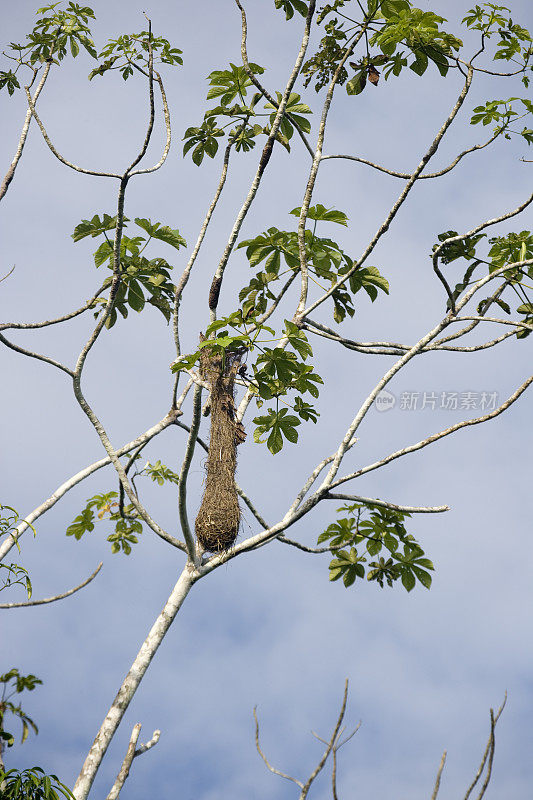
[{"left": 73, "top": 566, "right": 196, "bottom": 800}]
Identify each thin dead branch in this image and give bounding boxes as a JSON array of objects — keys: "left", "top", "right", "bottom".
[{"left": 0, "top": 563, "right": 103, "bottom": 608}]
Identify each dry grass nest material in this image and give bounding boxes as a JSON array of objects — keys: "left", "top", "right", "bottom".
[{"left": 195, "top": 339, "right": 246, "bottom": 552}]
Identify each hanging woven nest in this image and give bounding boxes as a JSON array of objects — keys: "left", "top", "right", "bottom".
[{"left": 195, "top": 337, "right": 246, "bottom": 552}]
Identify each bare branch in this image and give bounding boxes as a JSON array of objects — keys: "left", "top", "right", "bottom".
[
  {"left": 0, "top": 410, "right": 181, "bottom": 563},
  {"left": 253, "top": 706, "right": 304, "bottom": 789},
  {"left": 321, "top": 129, "right": 500, "bottom": 179},
  {"left": 73, "top": 567, "right": 198, "bottom": 800},
  {"left": 173, "top": 137, "right": 234, "bottom": 359},
  {"left": 1, "top": 285, "right": 105, "bottom": 331},
  {"left": 25, "top": 87, "right": 121, "bottom": 178},
  {"left": 106, "top": 723, "right": 142, "bottom": 800},
  {"left": 453, "top": 315, "right": 533, "bottom": 331},
  {"left": 236, "top": 485, "right": 270, "bottom": 530},
  {"left": 134, "top": 729, "right": 160, "bottom": 757},
  {"left": 299, "top": 679, "right": 349, "bottom": 799},
  {"left": 463, "top": 694, "right": 507, "bottom": 800},
  {"left": 303, "top": 66, "right": 475, "bottom": 319},
  {"left": 208, "top": 0, "right": 317, "bottom": 322},
  {"left": 1, "top": 63, "right": 52, "bottom": 201},
  {"left": 277, "top": 535, "right": 356, "bottom": 555},
  {"left": 0, "top": 562, "right": 103, "bottom": 608},
  {"left": 0, "top": 331, "right": 74, "bottom": 376},
  {"left": 296, "top": 24, "right": 369, "bottom": 317},
  {"left": 125, "top": 22, "right": 155, "bottom": 175},
  {"left": 430, "top": 751, "right": 447, "bottom": 800},
  {"left": 178, "top": 384, "right": 203, "bottom": 562},
  {"left": 329, "top": 376, "right": 533, "bottom": 492},
  {"left": 129, "top": 72, "right": 172, "bottom": 176},
  {"left": 234, "top": 0, "right": 315, "bottom": 159},
  {"left": 325, "top": 493, "right": 449, "bottom": 514}
]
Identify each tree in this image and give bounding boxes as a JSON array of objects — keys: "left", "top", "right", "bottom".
[{"left": 1, "top": 0, "right": 532, "bottom": 797}]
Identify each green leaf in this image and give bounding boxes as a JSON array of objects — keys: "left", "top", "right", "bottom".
[
  {"left": 290, "top": 203, "right": 348, "bottom": 226},
  {"left": 412, "top": 566, "right": 432, "bottom": 589},
  {"left": 0, "top": 70, "right": 21, "bottom": 96},
  {"left": 401, "top": 569, "right": 416, "bottom": 592},
  {"left": 66, "top": 507, "right": 95, "bottom": 540},
  {"left": 274, "top": 0, "right": 309, "bottom": 20},
  {"left": 134, "top": 218, "right": 187, "bottom": 249},
  {"left": 72, "top": 213, "right": 126, "bottom": 241}
]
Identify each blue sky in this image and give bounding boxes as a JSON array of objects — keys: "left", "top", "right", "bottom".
[{"left": 2, "top": 1, "right": 532, "bottom": 798}]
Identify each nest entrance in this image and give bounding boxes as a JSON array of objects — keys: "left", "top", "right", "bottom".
[{"left": 195, "top": 339, "right": 246, "bottom": 552}]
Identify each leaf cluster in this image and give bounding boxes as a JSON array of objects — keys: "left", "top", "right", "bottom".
[
  {"left": 0, "top": 767, "right": 74, "bottom": 800},
  {"left": 318, "top": 503, "right": 433, "bottom": 591},
  {"left": 89, "top": 30, "right": 182, "bottom": 81},
  {"left": 0, "top": 670, "right": 42, "bottom": 751},
  {"left": 369, "top": 7, "right": 462, "bottom": 79},
  {"left": 0, "top": 562, "right": 32, "bottom": 599},
  {"left": 172, "top": 313, "right": 321, "bottom": 453},
  {"left": 238, "top": 205, "right": 388, "bottom": 323},
  {"left": 304, "top": 1, "right": 463, "bottom": 93},
  {"left": 66, "top": 491, "right": 141, "bottom": 554},
  {"left": 274, "top": 0, "right": 310, "bottom": 20},
  {"left": 183, "top": 60, "right": 312, "bottom": 163},
  {"left": 471, "top": 97, "right": 533, "bottom": 145},
  {"left": 2, "top": 1, "right": 97, "bottom": 89},
  {"left": 434, "top": 228, "right": 533, "bottom": 333},
  {"left": 66, "top": 456, "right": 179, "bottom": 554},
  {"left": 72, "top": 214, "right": 186, "bottom": 328},
  {"left": 463, "top": 3, "right": 532, "bottom": 82}
]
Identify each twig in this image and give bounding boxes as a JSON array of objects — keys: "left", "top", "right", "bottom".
[
  {"left": 325, "top": 493, "right": 449, "bottom": 513},
  {"left": 329, "top": 375, "right": 533, "bottom": 491},
  {"left": 463, "top": 694, "right": 506, "bottom": 800},
  {"left": 106, "top": 723, "right": 142, "bottom": 800},
  {"left": 25, "top": 87, "right": 121, "bottom": 178},
  {"left": 178, "top": 384, "right": 203, "bottom": 562},
  {"left": 303, "top": 65, "right": 475, "bottom": 318},
  {"left": 1, "top": 285, "right": 105, "bottom": 331},
  {"left": 299, "top": 679, "right": 349, "bottom": 799},
  {"left": 0, "top": 331, "right": 74, "bottom": 376},
  {"left": 0, "top": 563, "right": 102, "bottom": 608},
  {"left": 134, "top": 729, "right": 160, "bottom": 756},
  {"left": 1, "top": 63, "right": 52, "bottom": 201},
  {"left": 430, "top": 751, "right": 447, "bottom": 799},
  {"left": 0, "top": 265, "right": 16, "bottom": 283},
  {"left": 321, "top": 130, "right": 500, "bottom": 179},
  {"left": 208, "top": 0, "right": 317, "bottom": 323},
  {"left": 0, "top": 410, "right": 180, "bottom": 562},
  {"left": 253, "top": 707, "right": 304, "bottom": 789},
  {"left": 234, "top": 0, "right": 315, "bottom": 159}
]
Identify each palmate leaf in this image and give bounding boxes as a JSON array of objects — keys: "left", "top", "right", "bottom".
[
  {"left": 72, "top": 213, "right": 127, "bottom": 241},
  {"left": 290, "top": 203, "right": 348, "bottom": 226},
  {"left": 134, "top": 218, "right": 187, "bottom": 250},
  {"left": 274, "top": 0, "right": 309, "bottom": 20},
  {"left": 253, "top": 408, "right": 301, "bottom": 454},
  {"left": 206, "top": 62, "right": 264, "bottom": 107},
  {"left": 318, "top": 503, "right": 433, "bottom": 592},
  {"left": 0, "top": 767, "right": 75, "bottom": 800}
]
